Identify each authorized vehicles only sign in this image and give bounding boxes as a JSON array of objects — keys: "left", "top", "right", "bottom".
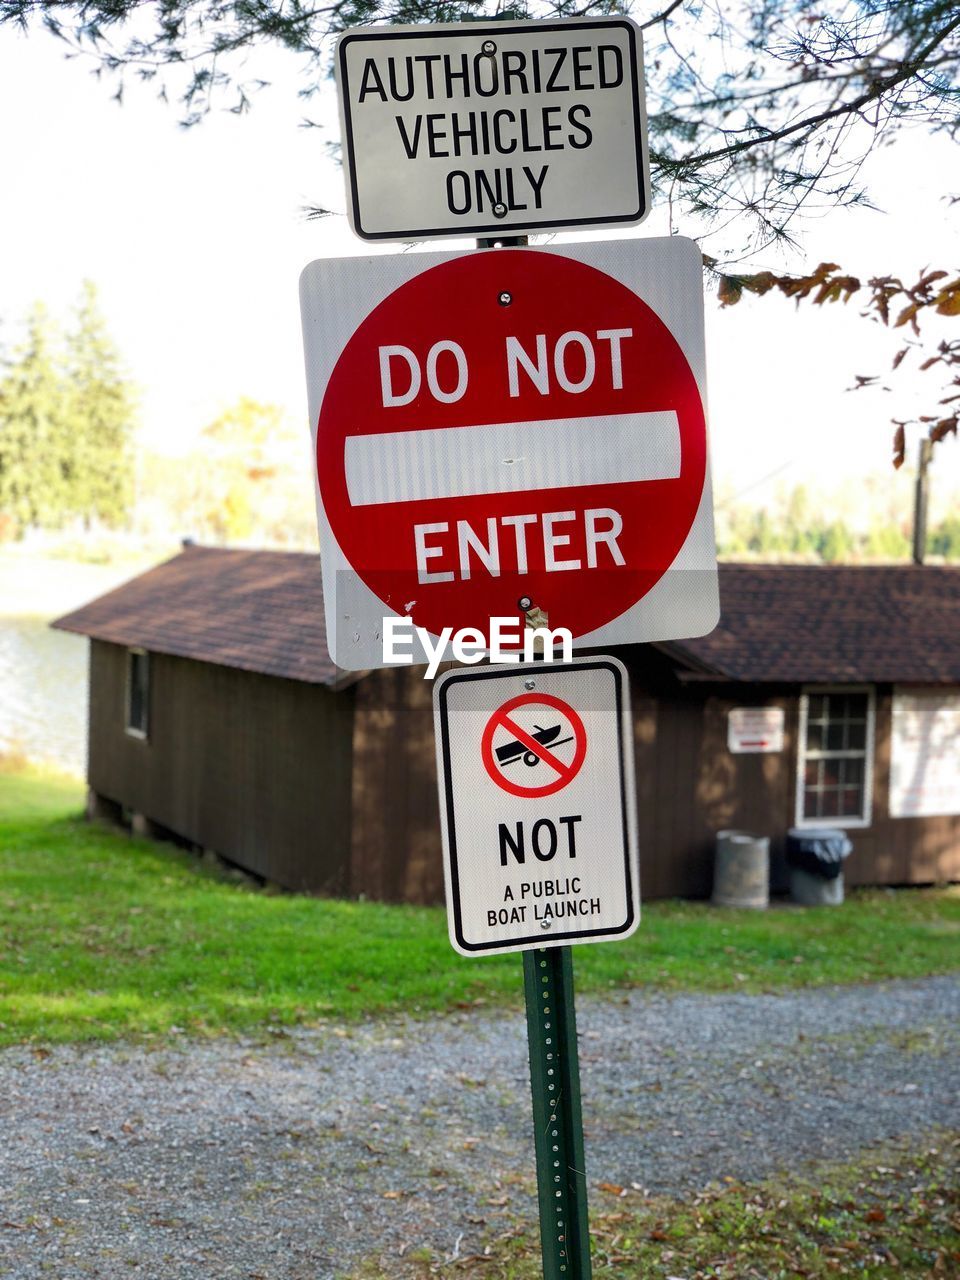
[
  {"left": 335, "top": 17, "right": 650, "bottom": 240},
  {"left": 299, "top": 236, "right": 718, "bottom": 670},
  {"left": 434, "top": 657, "right": 639, "bottom": 956}
]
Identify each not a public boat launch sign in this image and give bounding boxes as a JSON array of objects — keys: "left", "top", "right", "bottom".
[{"left": 433, "top": 657, "right": 640, "bottom": 956}]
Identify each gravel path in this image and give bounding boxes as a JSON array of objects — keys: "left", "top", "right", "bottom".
[{"left": 1, "top": 974, "right": 957, "bottom": 1279}]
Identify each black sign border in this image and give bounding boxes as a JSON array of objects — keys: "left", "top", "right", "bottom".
[
  {"left": 337, "top": 19, "right": 649, "bottom": 241},
  {"left": 436, "top": 658, "right": 637, "bottom": 953}
]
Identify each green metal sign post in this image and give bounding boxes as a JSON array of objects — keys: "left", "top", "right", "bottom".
[
  {"left": 430, "top": 364, "right": 639, "bottom": 1279},
  {"left": 523, "top": 946, "right": 592, "bottom": 1279}
]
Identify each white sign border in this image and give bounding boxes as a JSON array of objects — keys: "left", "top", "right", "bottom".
[
  {"left": 335, "top": 15, "right": 651, "bottom": 242},
  {"left": 299, "top": 235, "right": 719, "bottom": 670},
  {"left": 433, "top": 655, "right": 640, "bottom": 957}
]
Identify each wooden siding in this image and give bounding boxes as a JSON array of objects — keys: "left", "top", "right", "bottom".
[
  {"left": 346, "top": 659, "right": 960, "bottom": 904},
  {"left": 620, "top": 649, "right": 797, "bottom": 899},
  {"left": 626, "top": 678, "right": 960, "bottom": 897},
  {"left": 88, "top": 639, "right": 959, "bottom": 904},
  {"left": 88, "top": 641, "right": 354, "bottom": 894},
  {"left": 349, "top": 666, "right": 444, "bottom": 904}
]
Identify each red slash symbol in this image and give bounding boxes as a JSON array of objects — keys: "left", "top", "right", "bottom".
[{"left": 481, "top": 693, "right": 587, "bottom": 798}]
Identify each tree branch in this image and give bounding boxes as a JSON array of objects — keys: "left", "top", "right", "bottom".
[{"left": 676, "top": 9, "right": 960, "bottom": 170}]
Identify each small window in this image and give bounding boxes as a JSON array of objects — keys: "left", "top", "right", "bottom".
[
  {"left": 796, "top": 687, "right": 874, "bottom": 828},
  {"left": 126, "top": 649, "right": 150, "bottom": 739}
]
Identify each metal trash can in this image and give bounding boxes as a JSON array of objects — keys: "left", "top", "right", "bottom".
[
  {"left": 712, "top": 830, "right": 770, "bottom": 909},
  {"left": 786, "top": 828, "right": 853, "bottom": 906}
]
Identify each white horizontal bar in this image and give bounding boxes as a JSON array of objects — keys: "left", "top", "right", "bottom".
[{"left": 344, "top": 411, "right": 681, "bottom": 507}]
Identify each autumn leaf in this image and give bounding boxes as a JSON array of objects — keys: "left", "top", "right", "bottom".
[
  {"left": 892, "top": 424, "right": 906, "bottom": 470},
  {"left": 814, "top": 274, "right": 860, "bottom": 306},
  {"left": 711, "top": 254, "right": 959, "bottom": 467},
  {"left": 935, "top": 281, "right": 960, "bottom": 316},
  {"left": 894, "top": 301, "right": 921, "bottom": 333},
  {"left": 780, "top": 262, "right": 842, "bottom": 303}
]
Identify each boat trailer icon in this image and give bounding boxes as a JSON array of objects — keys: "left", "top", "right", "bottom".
[{"left": 495, "top": 723, "right": 574, "bottom": 769}]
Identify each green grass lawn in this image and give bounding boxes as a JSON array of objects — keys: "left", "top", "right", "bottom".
[{"left": 1, "top": 768, "right": 959, "bottom": 1046}]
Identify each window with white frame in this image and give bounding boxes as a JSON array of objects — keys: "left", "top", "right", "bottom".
[
  {"left": 796, "top": 688, "right": 874, "bottom": 827},
  {"left": 126, "top": 649, "right": 150, "bottom": 739}
]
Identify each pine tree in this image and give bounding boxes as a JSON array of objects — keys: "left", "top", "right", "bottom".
[
  {"left": 0, "top": 286, "right": 138, "bottom": 537},
  {"left": 0, "top": 305, "right": 69, "bottom": 535},
  {"left": 63, "top": 281, "right": 137, "bottom": 529}
]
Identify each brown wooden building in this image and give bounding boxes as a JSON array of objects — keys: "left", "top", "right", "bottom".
[{"left": 53, "top": 546, "right": 960, "bottom": 902}]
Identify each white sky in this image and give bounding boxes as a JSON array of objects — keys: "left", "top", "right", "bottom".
[{"left": 1, "top": 24, "right": 958, "bottom": 519}]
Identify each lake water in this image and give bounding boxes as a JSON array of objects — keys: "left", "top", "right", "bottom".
[{"left": 0, "top": 616, "right": 88, "bottom": 776}]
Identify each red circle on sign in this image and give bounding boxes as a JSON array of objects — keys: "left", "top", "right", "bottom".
[
  {"left": 481, "top": 692, "right": 587, "bottom": 798},
  {"left": 317, "top": 249, "right": 706, "bottom": 641}
]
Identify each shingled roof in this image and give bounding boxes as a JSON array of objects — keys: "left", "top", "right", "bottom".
[
  {"left": 52, "top": 545, "right": 337, "bottom": 686},
  {"left": 52, "top": 550, "right": 960, "bottom": 687},
  {"left": 667, "top": 563, "right": 960, "bottom": 684}
]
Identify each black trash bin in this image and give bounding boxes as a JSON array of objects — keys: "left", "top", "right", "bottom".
[{"left": 785, "top": 828, "right": 853, "bottom": 905}]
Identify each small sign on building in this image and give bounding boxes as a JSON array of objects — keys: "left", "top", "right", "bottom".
[
  {"left": 335, "top": 16, "right": 650, "bottom": 241},
  {"left": 890, "top": 690, "right": 960, "bottom": 818},
  {"left": 433, "top": 657, "right": 639, "bottom": 956},
  {"left": 728, "top": 706, "right": 785, "bottom": 754}
]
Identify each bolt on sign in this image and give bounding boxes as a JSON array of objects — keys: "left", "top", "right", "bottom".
[
  {"left": 433, "top": 657, "right": 639, "bottom": 956},
  {"left": 299, "top": 236, "right": 719, "bottom": 670},
  {"left": 335, "top": 16, "right": 650, "bottom": 241}
]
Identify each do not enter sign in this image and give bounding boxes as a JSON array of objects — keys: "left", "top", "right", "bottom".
[{"left": 300, "top": 237, "right": 718, "bottom": 669}]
